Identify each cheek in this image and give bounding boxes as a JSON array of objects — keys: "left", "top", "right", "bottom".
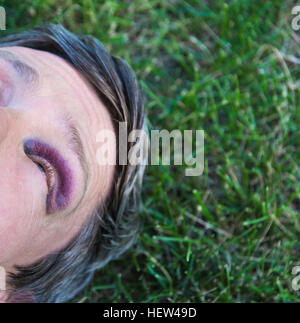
[{"left": 0, "top": 151, "right": 46, "bottom": 265}]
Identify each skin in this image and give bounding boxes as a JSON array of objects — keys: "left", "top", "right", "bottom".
[{"left": 0, "top": 46, "right": 116, "bottom": 301}]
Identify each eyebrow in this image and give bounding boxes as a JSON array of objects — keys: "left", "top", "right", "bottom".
[
  {"left": 62, "top": 114, "right": 89, "bottom": 212},
  {"left": 0, "top": 50, "right": 38, "bottom": 84}
]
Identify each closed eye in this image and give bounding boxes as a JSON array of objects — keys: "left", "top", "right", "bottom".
[
  {"left": 25, "top": 152, "right": 57, "bottom": 195},
  {"left": 34, "top": 161, "right": 46, "bottom": 175},
  {"left": 23, "top": 137, "right": 74, "bottom": 214}
]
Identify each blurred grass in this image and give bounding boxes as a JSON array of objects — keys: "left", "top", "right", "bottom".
[{"left": 3, "top": 0, "right": 300, "bottom": 302}]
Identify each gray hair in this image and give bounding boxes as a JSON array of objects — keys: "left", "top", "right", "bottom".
[{"left": 0, "top": 23, "right": 147, "bottom": 303}]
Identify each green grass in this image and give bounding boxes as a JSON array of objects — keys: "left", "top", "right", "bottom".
[{"left": 3, "top": 0, "right": 300, "bottom": 302}]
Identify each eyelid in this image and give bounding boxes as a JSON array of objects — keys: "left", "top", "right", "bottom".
[
  {"left": 23, "top": 138, "right": 74, "bottom": 214},
  {"left": 28, "top": 153, "right": 56, "bottom": 194}
]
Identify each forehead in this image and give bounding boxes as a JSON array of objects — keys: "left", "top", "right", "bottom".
[{"left": 6, "top": 46, "right": 99, "bottom": 118}]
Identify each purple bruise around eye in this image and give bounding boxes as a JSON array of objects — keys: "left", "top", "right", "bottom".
[{"left": 23, "top": 138, "right": 74, "bottom": 214}]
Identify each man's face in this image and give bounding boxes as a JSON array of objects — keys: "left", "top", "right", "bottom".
[{"left": 0, "top": 46, "right": 116, "bottom": 272}]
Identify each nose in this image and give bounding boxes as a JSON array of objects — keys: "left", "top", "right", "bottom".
[{"left": 0, "top": 107, "right": 11, "bottom": 144}]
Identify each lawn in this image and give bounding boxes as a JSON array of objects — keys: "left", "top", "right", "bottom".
[{"left": 2, "top": 0, "right": 300, "bottom": 302}]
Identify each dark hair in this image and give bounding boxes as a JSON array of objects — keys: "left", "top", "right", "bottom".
[{"left": 0, "top": 23, "right": 147, "bottom": 302}]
